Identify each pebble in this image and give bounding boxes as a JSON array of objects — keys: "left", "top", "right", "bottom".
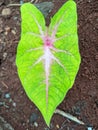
[
  {"left": 5, "top": 27, "right": 11, "bottom": 32},
  {"left": 56, "top": 124, "right": 59, "bottom": 129},
  {"left": 3, "top": 52, "right": 7, "bottom": 60},
  {"left": 20, "top": 0, "right": 24, "bottom": 5},
  {"left": 0, "top": 102, "right": 5, "bottom": 107},
  {"left": 29, "top": 113, "right": 38, "bottom": 123},
  {"left": 13, "top": 16, "right": 18, "bottom": 20},
  {"left": 12, "top": 102, "right": 16, "bottom": 107},
  {"left": 4, "top": 93, "right": 10, "bottom": 99},
  {"left": 2, "top": 8, "right": 11, "bottom": 16},
  {"left": 87, "top": 127, "right": 93, "bottom": 130},
  {"left": 34, "top": 122, "right": 38, "bottom": 127},
  {"left": 4, "top": 31, "right": 8, "bottom": 35},
  {"left": 11, "top": 30, "right": 16, "bottom": 35},
  {"left": 9, "top": 98, "right": 13, "bottom": 103}
]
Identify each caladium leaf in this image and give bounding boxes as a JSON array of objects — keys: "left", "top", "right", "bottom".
[{"left": 16, "top": 0, "right": 81, "bottom": 126}]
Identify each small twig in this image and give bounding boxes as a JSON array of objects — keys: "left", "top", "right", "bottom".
[
  {"left": 31, "top": 0, "right": 38, "bottom": 3},
  {"left": 55, "top": 109, "right": 85, "bottom": 125},
  {"left": 7, "top": 0, "right": 38, "bottom": 7},
  {"left": 1, "top": 81, "right": 9, "bottom": 89},
  {"left": 31, "top": 0, "right": 35, "bottom": 2},
  {"left": 7, "top": 4, "right": 21, "bottom": 7}
]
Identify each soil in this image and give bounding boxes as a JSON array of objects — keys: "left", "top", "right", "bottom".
[{"left": 0, "top": 0, "right": 98, "bottom": 130}]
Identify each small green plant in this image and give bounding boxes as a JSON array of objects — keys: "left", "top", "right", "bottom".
[{"left": 16, "top": 0, "right": 81, "bottom": 126}]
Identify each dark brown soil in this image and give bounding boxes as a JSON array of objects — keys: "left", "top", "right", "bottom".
[{"left": 0, "top": 0, "right": 98, "bottom": 130}]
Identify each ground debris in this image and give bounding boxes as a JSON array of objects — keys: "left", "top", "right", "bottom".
[
  {"left": 1, "top": 8, "right": 11, "bottom": 17},
  {"left": 55, "top": 109, "right": 85, "bottom": 125},
  {"left": 0, "top": 116, "right": 14, "bottom": 130},
  {"left": 29, "top": 112, "right": 39, "bottom": 124}
]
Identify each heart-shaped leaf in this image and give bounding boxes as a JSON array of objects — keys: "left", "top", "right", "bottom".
[{"left": 16, "top": 0, "right": 81, "bottom": 126}]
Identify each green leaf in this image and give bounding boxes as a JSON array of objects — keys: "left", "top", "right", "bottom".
[{"left": 16, "top": 0, "right": 81, "bottom": 126}]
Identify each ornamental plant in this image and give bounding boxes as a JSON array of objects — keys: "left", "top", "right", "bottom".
[{"left": 16, "top": 0, "right": 81, "bottom": 126}]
